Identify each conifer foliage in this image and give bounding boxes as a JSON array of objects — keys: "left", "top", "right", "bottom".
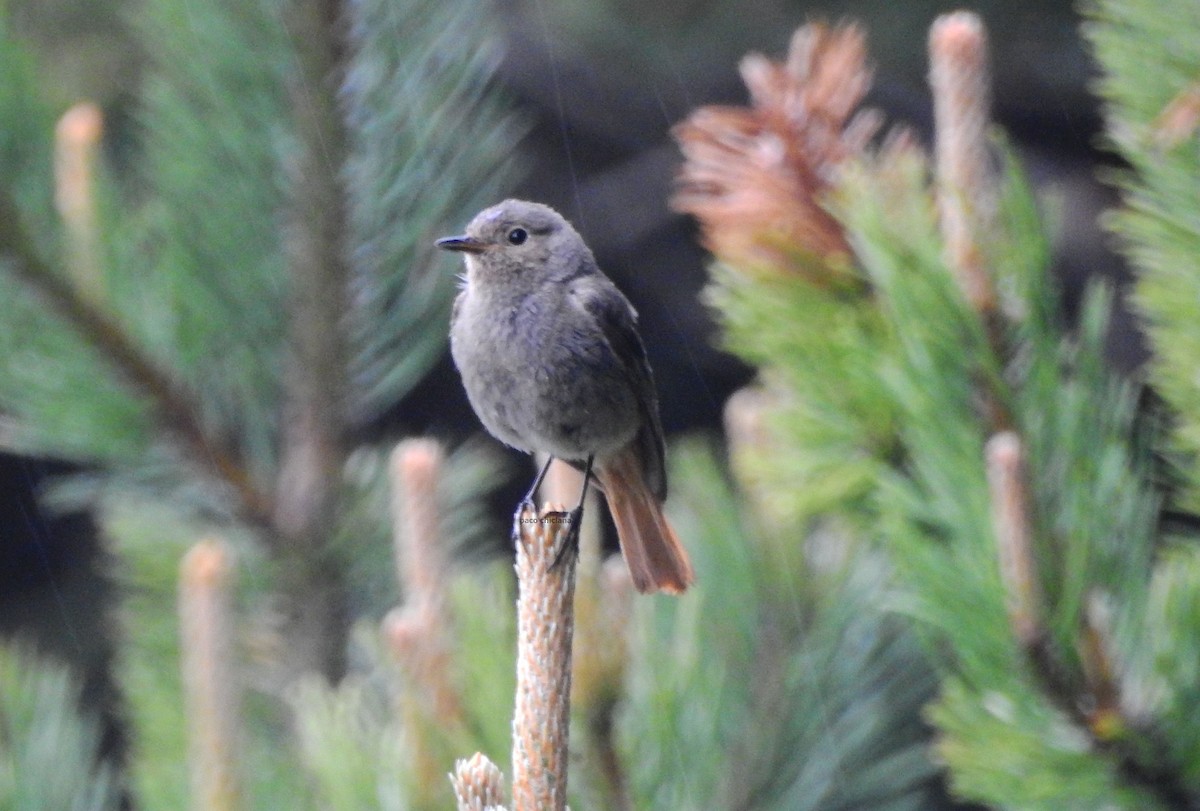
[
  {"left": 675, "top": 8, "right": 1200, "bottom": 810},
  {"left": 0, "top": 0, "right": 517, "bottom": 804},
  {"left": 2, "top": 1, "right": 1200, "bottom": 809},
  {"left": 0, "top": 0, "right": 518, "bottom": 678}
]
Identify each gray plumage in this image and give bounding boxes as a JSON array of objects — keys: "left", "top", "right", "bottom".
[
  {"left": 444, "top": 199, "right": 666, "bottom": 498},
  {"left": 438, "top": 199, "right": 692, "bottom": 593}
]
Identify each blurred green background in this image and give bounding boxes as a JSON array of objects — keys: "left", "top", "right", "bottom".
[{"left": 3, "top": 0, "right": 1178, "bottom": 809}]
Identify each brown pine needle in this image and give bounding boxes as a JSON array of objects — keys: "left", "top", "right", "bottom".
[{"left": 672, "top": 23, "right": 880, "bottom": 282}]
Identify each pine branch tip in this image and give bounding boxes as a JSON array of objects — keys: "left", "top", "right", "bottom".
[
  {"left": 56, "top": 102, "right": 104, "bottom": 145},
  {"left": 1151, "top": 79, "right": 1200, "bottom": 149},
  {"left": 984, "top": 430, "right": 1020, "bottom": 467},
  {"left": 54, "top": 102, "right": 104, "bottom": 219},
  {"left": 451, "top": 752, "right": 507, "bottom": 811},
  {"left": 512, "top": 493, "right": 577, "bottom": 810},
  {"left": 390, "top": 437, "right": 448, "bottom": 603},
  {"left": 390, "top": 438, "right": 444, "bottom": 488},
  {"left": 929, "top": 9, "right": 997, "bottom": 315},
  {"left": 380, "top": 605, "right": 422, "bottom": 658},
  {"left": 985, "top": 431, "right": 1044, "bottom": 647},
  {"left": 180, "top": 537, "right": 235, "bottom": 588},
  {"left": 178, "top": 536, "right": 243, "bottom": 811},
  {"left": 929, "top": 11, "right": 987, "bottom": 64}
]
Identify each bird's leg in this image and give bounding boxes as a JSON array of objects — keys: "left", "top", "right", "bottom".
[
  {"left": 512, "top": 455, "right": 556, "bottom": 547},
  {"left": 551, "top": 455, "right": 592, "bottom": 570}
]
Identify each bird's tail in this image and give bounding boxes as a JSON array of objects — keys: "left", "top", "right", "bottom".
[{"left": 596, "top": 448, "right": 694, "bottom": 594}]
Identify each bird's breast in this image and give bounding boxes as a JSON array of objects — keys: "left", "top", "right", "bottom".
[{"left": 450, "top": 289, "right": 639, "bottom": 459}]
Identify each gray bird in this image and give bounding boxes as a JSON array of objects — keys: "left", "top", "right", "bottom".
[{"left": 437, "top": 199, "right": 694, "bottom": 594}]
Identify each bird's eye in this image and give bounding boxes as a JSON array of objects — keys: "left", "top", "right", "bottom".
[{"left": 507, "top": 228, "right": 528, "bottom": 246}]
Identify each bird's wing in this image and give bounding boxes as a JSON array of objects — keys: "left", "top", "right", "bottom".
[{"left": 573, "top": 278, "right": 668, "bottom": 500}]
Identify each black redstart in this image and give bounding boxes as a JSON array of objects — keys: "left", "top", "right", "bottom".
[{"left": 437, "top": 199, "right": 694, "bottom": 594}]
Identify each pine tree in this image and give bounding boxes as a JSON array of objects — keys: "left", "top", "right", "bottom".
[
  {"left": 0, "top": 0, "right": 518, "bottom": 806},
  {"left": 670, "top": 8, "right": 1200, "bottom": 809},
  {"left": 4, "top": 2, "right": 1200, "bottom": 809},
  {"left": 0, "top": 0, "right": 518, "bottom": 682}
]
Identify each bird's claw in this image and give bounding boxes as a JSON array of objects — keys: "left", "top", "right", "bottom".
[
  {"left": 549, "top": 505, "right": 583, "bottom": 571},
  {"left": 511, "top": 498, "right": 538, "bottom": 552},
  {"left": 512, "top": 499, "right": 580, "bottom": 572}
]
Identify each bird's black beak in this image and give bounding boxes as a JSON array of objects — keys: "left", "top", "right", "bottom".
[{"left": 436, "top": 235, "right": 487, "bottom": 254}]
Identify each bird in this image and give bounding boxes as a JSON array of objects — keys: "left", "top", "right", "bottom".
[{"left": 437, "top": 199, "right": 694, "bottom": 594}]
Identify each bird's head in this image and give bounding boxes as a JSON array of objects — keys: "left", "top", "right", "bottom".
[{"left": 437, "top": 199, "right": 594, "bottom": 292}]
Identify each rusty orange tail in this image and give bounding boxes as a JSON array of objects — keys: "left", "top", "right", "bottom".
[{"left": 596, "top": 448, "right": 694, "bottom": 594}]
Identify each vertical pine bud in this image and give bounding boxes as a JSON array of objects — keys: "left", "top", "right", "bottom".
[
  {"left": 390, "top": 438, "right": 447, "bottom": 606},
  {"left": 451, "top": 752, "right": 508, "bottom": 811},
  {"left": 382, "top": 602, "right": 462, "bottom": 724},
  {"left": 179, "top": 539, "right": 242, "bottom": 811},
  {"left": 386, "top": 438, "right": 463, "bottom": 800},
  {"left": 930, "top": 11, "right": 997, "bottom": 314},
  {"left": 985, "top": 432, "right": 1043, "bottom": 647},
  {"left": 511, "top": 505, "right": 577, "bottom": 811},
  {"left": 53, "top": 102, "right": 104, "bottom": 300},
  {"left": 385, "top": 439, "right": 459, "bottom": 721}
]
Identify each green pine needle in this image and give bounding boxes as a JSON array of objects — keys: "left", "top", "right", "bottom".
[{"left": 0, "top": 646, "right": 117, "bottom": 811}]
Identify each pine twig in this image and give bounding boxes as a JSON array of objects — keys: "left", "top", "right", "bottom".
[
  {"left": 448, "top": 503, "right": 579, "bottom": 810},
  {"left": 179, "top": 539, "right": 243, "bottom": 811},
  {"left": 986, "top": 434, "right": 1196, "bottom": 808},
  {"left": 985, "top": 432, "right": 1082, "bottom": 715},
  {"left": 0, "top": 189, "right": 274, "bottom": 528},
  {"left": 986, "top": 433, "right": 1082, "bottom": 718},
  {"left": 511, "top": 504, "right": 578, "bottom": 811},
  {"left": 963, "top": 26, "right": 1186, "bottom": 805},
  {"left": 929, "top": 11, "right": 1015, "bottom": 436},
  {"left": 271, "top": 0, "right": 354, "bottom": 682}
]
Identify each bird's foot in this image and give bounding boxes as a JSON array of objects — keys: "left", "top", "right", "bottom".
[
  {"left": 511, "top": 498, "right": 538, "bottom": 552},
  {"left": 549, "top": 505, "right": 584, "bottom": 571}
]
